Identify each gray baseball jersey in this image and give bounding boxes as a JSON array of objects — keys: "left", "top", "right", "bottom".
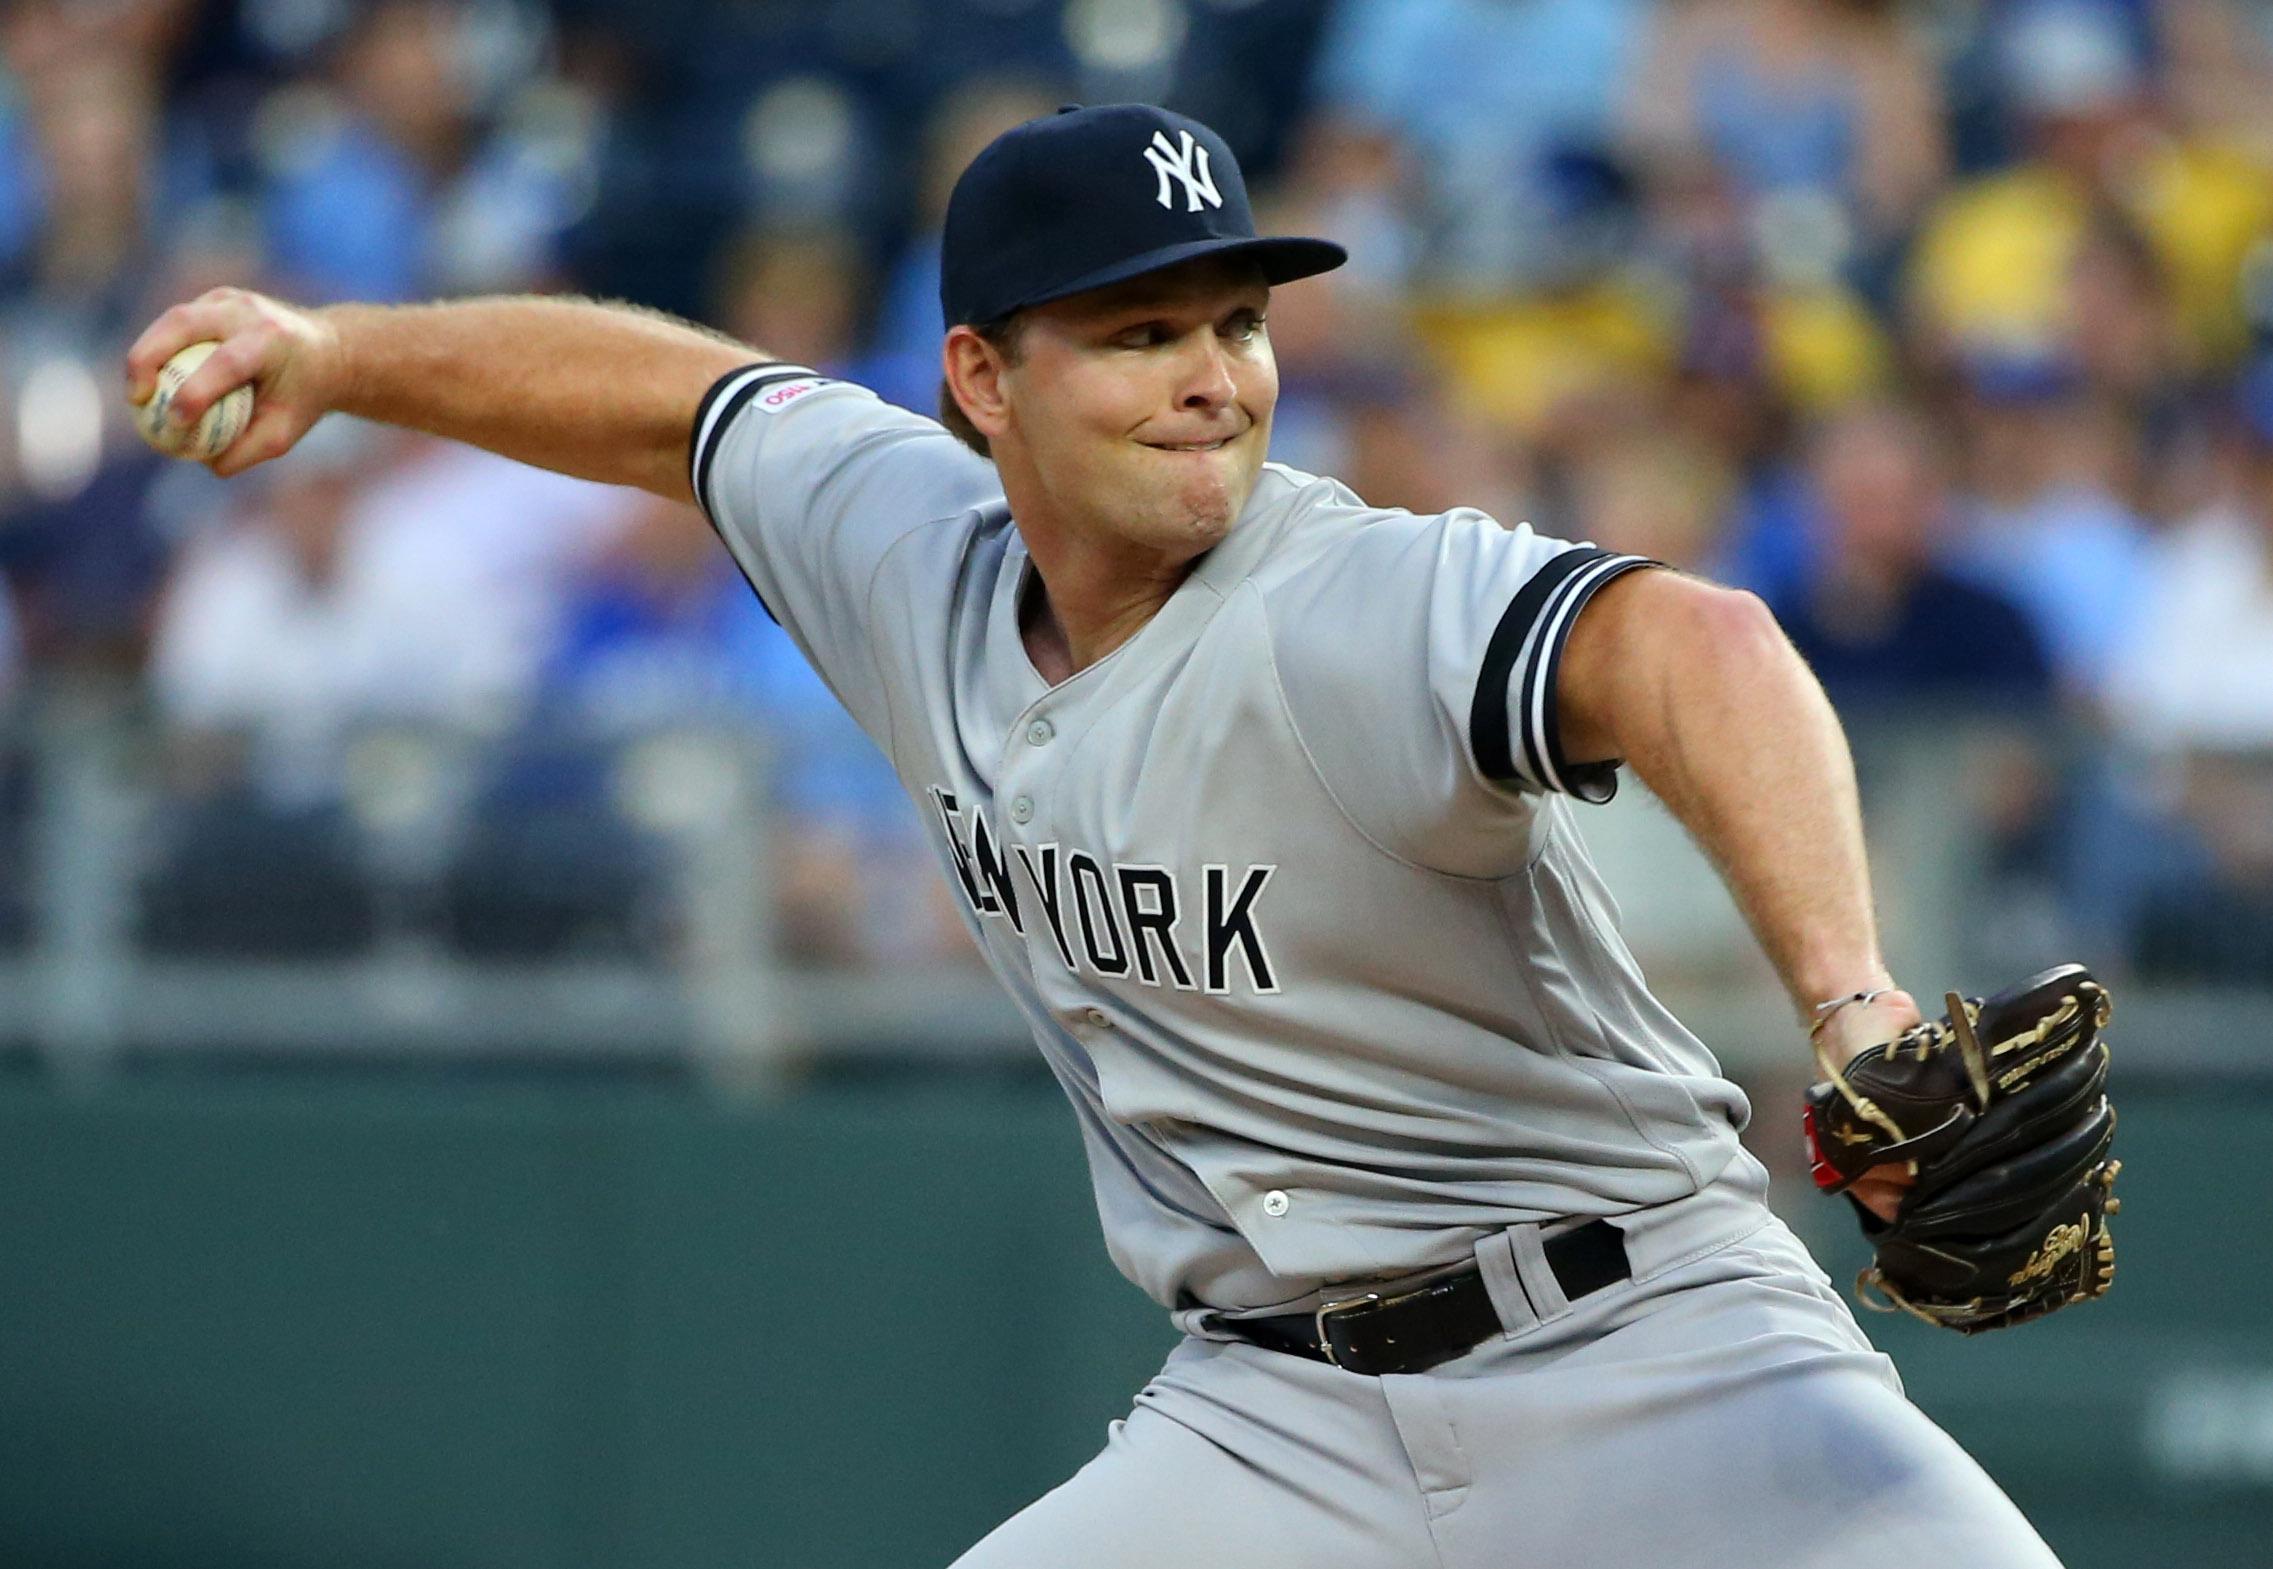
[
  {"left": 690, "top": 365, "right": 2067, "bottom": 1569},
  {"left": 691, "top": 364, "right": 1748, "bottom": 1315}
]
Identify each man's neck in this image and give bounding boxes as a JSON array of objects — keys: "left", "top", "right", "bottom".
[
  {"left": 1017, "top": 539, "right": 1197, "bottom": 684},
  {"left": 995, "top": 452, "right": 1243, "bottom": 683}
]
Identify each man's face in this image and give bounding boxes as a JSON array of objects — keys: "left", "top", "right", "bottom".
[
  {"left": 1815, "top": 415, "right": 1943, "bottom": 575},
  {"left": 993, "top": 257, "right": 1277, "bottom": 560}
]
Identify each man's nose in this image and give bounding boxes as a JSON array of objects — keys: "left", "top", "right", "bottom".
[{"left": 1177, "top": 335, "right": 1237, "bottom": 410}]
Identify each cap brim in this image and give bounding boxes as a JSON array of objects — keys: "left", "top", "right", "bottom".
[{"left": 1008, "top": 235, "right": 1347, "bottom": 317}]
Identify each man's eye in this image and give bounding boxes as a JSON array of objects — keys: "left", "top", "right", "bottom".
[
  {"left": 1117, "top": 324, "right": 1169, "bottom": 348},
  {"left": 1225, "top": 313, "right": 1266, "bottom": 341}
]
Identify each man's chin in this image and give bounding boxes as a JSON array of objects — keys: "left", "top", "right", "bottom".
[
  {"left": 1166, "top": 447, "right": 1260, "bottom": 517},
  {"left": 1168, "top": 471, "right": 1254, "bottom": 547},
  {"left": 1081, "top": 444, "right": 1262, "bottom": 555}
]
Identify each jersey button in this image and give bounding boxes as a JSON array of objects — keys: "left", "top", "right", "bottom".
[
  {"left": 1025, "top": 718, "right": 1055, "bottom": 746},
  {"left": 1010, "top": 795, "right": 1035, "bottom": 824},
  {"left": 1083, "top": 1007, "right": 1109, "bottom": 1029},
  {"left": 1262, "top": 1190, "right": 1291, "bottom": 1217}
]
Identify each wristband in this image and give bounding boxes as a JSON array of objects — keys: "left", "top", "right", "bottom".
[{"left": 1807, "top": 987, "right": 1895, "bottom": 1041}]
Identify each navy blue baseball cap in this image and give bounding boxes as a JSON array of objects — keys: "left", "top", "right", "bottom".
[{"left": 940, "top": 103, "right": 1346, "bottom": 329}]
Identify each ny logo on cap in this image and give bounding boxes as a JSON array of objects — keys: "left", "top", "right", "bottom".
[{"left": 1144, "top": 129, "right": 1223, "bottom": 213}]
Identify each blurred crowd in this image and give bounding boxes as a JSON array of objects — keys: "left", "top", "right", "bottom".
[{"left": 2, "top": 0, "right": 2272, "bottom": 981}]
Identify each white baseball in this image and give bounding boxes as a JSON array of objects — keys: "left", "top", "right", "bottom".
[{"left": 133, "top": 340, "right": 255, "bottom": 462}]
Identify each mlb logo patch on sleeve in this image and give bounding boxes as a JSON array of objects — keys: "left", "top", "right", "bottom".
[{"left": 755, "top": 377, "right": 827, "bottom": 414}]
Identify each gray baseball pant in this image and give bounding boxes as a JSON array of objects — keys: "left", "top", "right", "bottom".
[{"left": 950, "top": 1174, "right": 2063, "bottom": 1568}]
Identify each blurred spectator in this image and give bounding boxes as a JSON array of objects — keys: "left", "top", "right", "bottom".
[
  {"left": 149, "top": 417, "right": 395, "bottom": 805},
  {"left": 1623, "top": 0, "right": 1947, "bottom": 288},
  {"left": 1908, "top": 1, "right": 2152, "bottom": 361},
  {"left": 537, "top": 496, "right": 771, "bottom": 728},
  {"left": 0, "top": 37, "right": 190, "bottom": 316},
  {"left": 1909, "top": 0, "right": 2273, "bottom": 375},
  {"left": 0, "top": 444, "right": 174, "bottom": 673},
  {"left": 138, "top": 417, "right": 392, "bottom": 955},
  {"left": 2063, "top": 208, "right": 2202, "bottom": 517},
  {"left": 1769, "top": 401, "right": 2052, "bottom": 711},
  {"left": 2097, "top": 358, "right": 2273, "bottom": 979},
  {"left": 709, "top": 222, "right": 867, "bottom": 377},
  {"left": 1309, "top": 0, "right": 1647, "bottom": 292},
  {"left": 1, "top": 0, "right": 227, "bottom": 275},
  {"left": 149, "top": 420, "right": 634, "bottom": 808},
  {"left": 0, "top": 32, "right": 221, "bottom": 669},
  {"left": 1568, "top": 432, "right": 1733, "bottom": 572},
  {"left": 1943, "top": 351, "right": 2155, "bottom": 697},
  {"left": 1644, "top": 145, "right": 1893, "bottom": 403},
  {"left": 2111, "top": 361, "right": 2273, "bottom": 754},
  {"left": 141, "top": 421, "right": 644, "bottom": 956},
  {"left": 4, "top": 198, "right": 281, "bottom": 671},
  {"left": 528, "top": 495, "right": 963, "bottom": 964},
  {"left": 1410, "top": 271, "right": 1666, "bottom": 448},
  {"left": 261, "top": 0, "right": 599, "bottom": 301},
  {"left": 1250, "top": 184, "right": 1527, "bottom": 518},
  {"left": 1633, "top": 146, "right": 1893, "bottom": 602},
  {"left": 1269, "top": 114, "right": 1419, "bottom": 302}
]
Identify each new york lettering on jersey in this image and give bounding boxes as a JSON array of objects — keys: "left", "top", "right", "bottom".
[{"left": 928, "top": 785, "right": 1278, "bottom": 994}]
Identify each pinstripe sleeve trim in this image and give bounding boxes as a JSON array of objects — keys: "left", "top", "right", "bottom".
[
  {"left": 687, "top": 363, "right": 821, "bottom": 522},
  {"left": 1470, "top": 549, "right": 1660, "bottom": 800}
]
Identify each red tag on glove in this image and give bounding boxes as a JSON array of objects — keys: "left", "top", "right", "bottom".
[{"left": 1801, "top": 1103, "right": 1843, "bottom": 1192}]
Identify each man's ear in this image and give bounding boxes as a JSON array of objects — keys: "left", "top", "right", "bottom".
[{"left": 943, "top": 326, "right": 1013, "bottom": 444}]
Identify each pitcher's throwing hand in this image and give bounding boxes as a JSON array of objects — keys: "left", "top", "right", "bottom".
[{"left": 125, "top": 288, "right": 343, "bottom": 477}]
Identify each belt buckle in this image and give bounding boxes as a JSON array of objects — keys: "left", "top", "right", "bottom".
[{"left": 1313, "top": 1291, "right": 1382, "bottom": 1368}]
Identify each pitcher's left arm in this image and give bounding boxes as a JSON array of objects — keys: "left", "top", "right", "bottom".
[{"left": 1554, "top": 569, "right": 1918, "bottom": 1217}]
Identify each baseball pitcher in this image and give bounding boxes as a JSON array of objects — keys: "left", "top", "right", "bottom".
[{"left": 128, "top": 103, "right": 2117, "bottom": 1569}]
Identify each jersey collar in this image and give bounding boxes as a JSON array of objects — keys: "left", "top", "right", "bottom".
[{"left": 991, "top": 464, "right": 1302, "bottom": 700}]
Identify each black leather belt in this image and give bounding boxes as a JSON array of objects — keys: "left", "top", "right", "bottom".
[{"left": 1216, "top": 1219, "right": 1631, "bottom": 1376}]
